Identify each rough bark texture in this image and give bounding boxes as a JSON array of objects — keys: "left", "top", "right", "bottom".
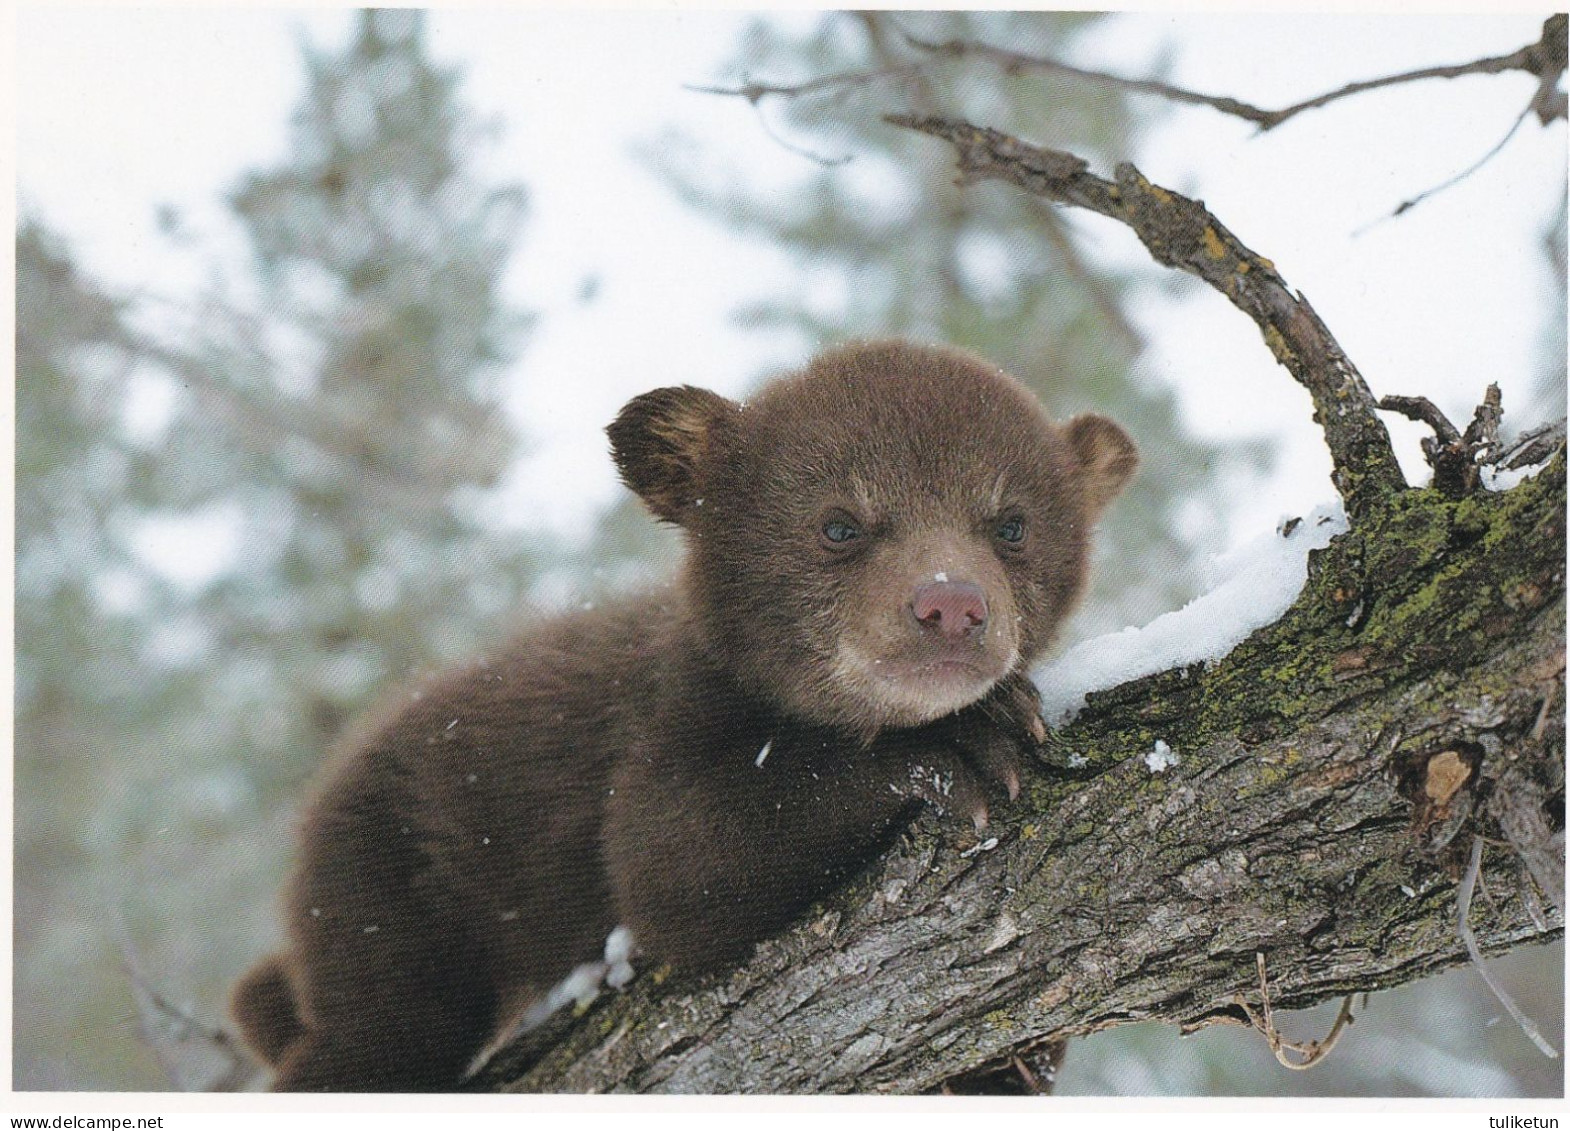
[{"left": 475, "top": 448, "right": 1564, "bottom": 1094}]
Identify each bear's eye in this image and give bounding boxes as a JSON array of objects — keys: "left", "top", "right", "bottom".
[
  {"left": 821, "top": 519, "right": 861, "bottom": 545},
  {"left": 995, "top": 517, "right": 1026, "bottom": 545}
]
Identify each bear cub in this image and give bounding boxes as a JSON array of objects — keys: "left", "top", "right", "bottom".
[{"left": 231, "top": 340, "right": 1137, "bottom": 1091}]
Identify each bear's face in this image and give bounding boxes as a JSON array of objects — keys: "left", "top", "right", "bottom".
[{"left": 609, "top": 342, "right": 1136, "bottom": 735}]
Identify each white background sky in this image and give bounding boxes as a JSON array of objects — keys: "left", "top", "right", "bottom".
[{"left": 16, "top": 8, "right": 1567, "bottom": 579}]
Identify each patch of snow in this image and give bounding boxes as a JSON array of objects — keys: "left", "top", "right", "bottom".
[
  {"left": 505, "top": 959, "right": 608, "bottom": 1046},
  {"left": 1144, "top": 739, "right": 1179, "bottom": 774},
  {"left": 1480, "top": 459, "right": 1550, "bottom": 492},
  {"left": 1035, "top": 501, "right": 1348, "bottom": 723},
  {"left": 960, "top": 836, "right": 1000, "bottom": 858},
  {"left": 604, "top": 925, "right": 638, "bottom": 989}
]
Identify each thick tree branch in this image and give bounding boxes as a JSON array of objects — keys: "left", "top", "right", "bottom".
[{"left": 884, "top": 114, "right": 1406, "bottom": 523}]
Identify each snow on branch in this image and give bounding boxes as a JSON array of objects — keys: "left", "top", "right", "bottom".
[
  {"left": 1036, "top": 503, "right": 1347, "bottom": 724},
  {"left": 885, "top": 114, "right": 1406, "bottom": 523}
]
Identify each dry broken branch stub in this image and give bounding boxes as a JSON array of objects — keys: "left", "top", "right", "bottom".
[
  {"left": 884, "top": 113, "right": 1406, "bottom": 524},
  {"left": 1378, "top": 384, "right": 1507, "bottom": 498}
]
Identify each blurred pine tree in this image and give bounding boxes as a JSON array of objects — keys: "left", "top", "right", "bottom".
[
  {"left": 14, "top": 11, "right": 540, "bottom": 1088},
  {"left": 15, "top": 218, "right": 180, "bottom": 1088}
]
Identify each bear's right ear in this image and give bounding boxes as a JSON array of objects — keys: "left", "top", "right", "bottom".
[
  {"left": 1064, "top": 413, "right": 1139, "bottom": 520},
  {"left": 608, "top": 386, "right": 737, "bottom": 524}
]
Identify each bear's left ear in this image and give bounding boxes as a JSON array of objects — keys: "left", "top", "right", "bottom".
[
  {"left": 1064, "top": 414, "right": 1138, "bottom": 519},
  {"left": 608, "top": 385, "right": 738, "bottom": 524}
]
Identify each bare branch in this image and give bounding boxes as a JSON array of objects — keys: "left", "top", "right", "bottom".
[
  {"left": 903, "top": 31, "right": 1287, "bottom": 128},
  {"left": 1499, "top": 419, "right": 1569, "bottom": 471},
  {"left": 1375, "top": 103, "right": 1537, "bottom": 226},
  {"left": 118, "top": 933, "right": 258, "bottom": 1092},
  {"left": 1378, "top": 394, "right": 1464, "bottom": 447},
  {"left": 751, "top": 108, "right": 853, "bottom": 168},
  {"left": 904, "top": 15, "right": 1567, "bottom": 133},
  {"left": 886, "top": 114, "right": 1405, "bottom": 522}
]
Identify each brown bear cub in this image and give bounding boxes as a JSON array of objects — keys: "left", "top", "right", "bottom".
[{"left": 231, "top": 340, "right": 1137, "bottom": 1091}]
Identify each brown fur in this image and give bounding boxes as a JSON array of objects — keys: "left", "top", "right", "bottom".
[{"left": 232, "top": 341, "right": 1136, "bottom": 1091}]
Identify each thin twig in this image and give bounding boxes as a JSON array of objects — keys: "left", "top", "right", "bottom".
[
  {"left": 685, "top": 61, "right": 927, "bottom": 107},
  {"left": 1369, "top": 103, "right": 1537, "bottom": 227},
  {"left": 1252, "top": 40, "right": 1551, "bottom": 132},
  {"left": 752, "top": 106, "right": 853, "bottom": 167},
  {"left": 904, "top": 31, "right": 1292, "bottom": 129},
  {"left": 117, "top": 930, "right": 258, "bottom": 1092},
  {"left": 1233, "top": 952, "right": 1358, "bottom": 1070},
  {"left": 902, "top": 16, "right": 1566, "bottom": 133},
  {"left": 1457, "top": 836, "right": 1559, "bottom": 1058}
]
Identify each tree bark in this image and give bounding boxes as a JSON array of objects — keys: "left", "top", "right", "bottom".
[{"left": 475, "top": 124, "right": 1566, "bottom": 1095}]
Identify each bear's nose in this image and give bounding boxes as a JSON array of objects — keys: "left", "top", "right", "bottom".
[{"left": 910, "top": 580, "right": 989, "bottom": 642}]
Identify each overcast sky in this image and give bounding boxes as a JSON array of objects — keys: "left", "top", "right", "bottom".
[{"left": 16, "top": 9, "right": 1566, "bottom": 567}]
